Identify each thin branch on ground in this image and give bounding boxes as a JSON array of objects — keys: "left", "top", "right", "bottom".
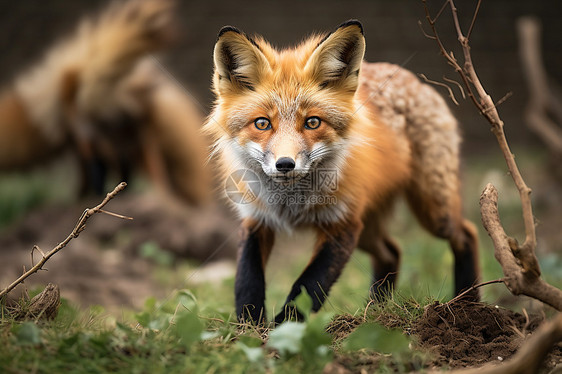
[
  {"left": 445, "top": 279, "right": 505, "bottom": 306},
  {"left": 0, "top": 182, "right": 129, "bottom": 300}
]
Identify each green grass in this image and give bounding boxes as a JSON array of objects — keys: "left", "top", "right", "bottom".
[{"left": 1, "top": 148, "right": 562, "bottom": 373}]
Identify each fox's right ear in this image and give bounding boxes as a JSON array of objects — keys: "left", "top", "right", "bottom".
[{"left": 213, "top": 27, "right": 270, "bottom": 94}]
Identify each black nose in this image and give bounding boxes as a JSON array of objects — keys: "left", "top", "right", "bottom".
[{"left": 275, "top": 157, "right": 295, "bottom": 173}]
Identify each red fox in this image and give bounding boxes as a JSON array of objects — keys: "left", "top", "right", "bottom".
[
  {"left": 205, "top": 20, "right": 480, "bottom": 324},
  {"left": 0, "top": 0, "right": 209, "bottom": 205}
]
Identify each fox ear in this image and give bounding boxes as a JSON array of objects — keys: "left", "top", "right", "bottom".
[
  {"left": 305, "top": 20, "right": 365, "bottom": 92},
  {"left": 213, "top": 26, "right": 270, "bottom": 94}
]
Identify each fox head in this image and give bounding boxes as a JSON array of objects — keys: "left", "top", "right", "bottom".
[{"left": 207, "top": 21, "right": 366, "bottom": 184}]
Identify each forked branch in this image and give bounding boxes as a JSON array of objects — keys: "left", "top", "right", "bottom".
[
  {"left": 480, "top": 184, "right": 562, "bottom": 310},
  {"left": 420, "top": 1, "right": 562, "bottom": 371},
  {"left": 0, "top": 182, "right": 130, "bottom": 300},
  {"left": 421, "top": 0, "right": 550, "bottom": 307}
]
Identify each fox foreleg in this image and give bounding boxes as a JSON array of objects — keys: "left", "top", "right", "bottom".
[
  {"left": 235, "top": 221, "right": 274, "bottom": 324},
  {"left": 274, "top": 219, "right": 362, "bottom": 324}
]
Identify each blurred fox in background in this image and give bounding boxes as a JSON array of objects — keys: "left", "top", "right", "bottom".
[{"left": 0, "top": 0, "right": 210, "bottom": 205}]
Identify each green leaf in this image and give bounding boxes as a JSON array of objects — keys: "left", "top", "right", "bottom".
[
  {"left": 343, "top": 323, "right": 410, "bottom": 354},
  {"left": 15, "top": 322, "right": 41, "bottom": 346},
  {"left": 237, "top": 342, "right": 264, "bottom": 363},
  {"left": 175, "top": 311, "right": 203, "bottom": 349},
  {"left": 267, "top": 321, "right": 306, "bottom": 356},
  {"left": 135, "top": 311, "right": 151, "bottom": 328},
  {"left": 200, "top": 330, "right": 220, "bottom": 340},
  {"left": 144, "top": 297, "right": 157, "bottom": 312},
  {"left": 302, "top": 313, "right": 333, "bottom": 359},
  {"left": 238, "top": 334, "right": 263, "bottom": 348},
  {"left": 176, "top": 289, "right": 198, "bottom": 312},
  {"left": 147, "top": 315, "right": 171, "bottom": 331}
]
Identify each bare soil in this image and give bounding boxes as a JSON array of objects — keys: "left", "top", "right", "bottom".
[
  {"left": 329, "top": 300, "right": 562, "bottom": 373},
  {"left": 0, "top": 191, "right": 238, "bottom": 310},
  {"left": 414, "top": 301, "right": 555, "bottom": 369}
]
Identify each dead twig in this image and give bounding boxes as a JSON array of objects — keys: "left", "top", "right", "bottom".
[
  {"left": 421, "top": 0, "right": 557, "bottom": 309},
  {"left": 445, "top": 278, "right": 505, "bottom": 306},
  {"left": 480, "top": 184, "right": 562, "bottom": 310},
  {"left": 418, "top": 73, "right": 460, "bottom": 105},
  {"left": 442, "top": 76, "right": 466, "bottom": 99},
  {"left": 0, "top": 182, "right": 129, "bottom": 300},
  {"left": 419, "top": 2, "right": 562, "bottom": 371}
]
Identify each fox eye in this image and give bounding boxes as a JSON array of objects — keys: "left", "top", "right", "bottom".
[
  {"left": 305, "top": 116, "right": 321, "bottom": 130},
  {"left": 254, "top": 117, "right": 271, "bottom": 130}
]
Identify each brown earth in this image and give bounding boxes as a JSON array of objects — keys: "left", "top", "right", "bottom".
[
  {"left": 414, "top": 301, "right": 553, "bottom": 369},
  {"left": 0, "top": 191, "right": 238, "bottom": 310},
  {"left": 329, "top": 300, "right": 562, "bottom": 373}
]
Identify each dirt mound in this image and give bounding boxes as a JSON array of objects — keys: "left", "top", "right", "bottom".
[
  {"left": 330, "top": 301, "right": 562, "bottom": 373},
  {"left": 414, "top": 300, "right": 562, "bottom": 371}
]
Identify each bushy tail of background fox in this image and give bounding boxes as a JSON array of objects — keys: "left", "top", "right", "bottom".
[
  {"left": 0, "top": 0, "right": 175, "bottom": 169},
  {"left": 145, "top": 69, "right": 211, "bottom": 206},
  {"left": 0, "top": 0, "right": 210, "bottom": 204}
]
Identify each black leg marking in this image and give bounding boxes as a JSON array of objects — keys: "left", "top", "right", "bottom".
[
  {"left": 273, "top": 224, "right": 360, "bottom": 324},
  {"left": 454, "top": 244, "right": 479, "bottom": 299},
  {"left": 370, "top": 238, "right": 400, "bottom": 301},
  {"left": 452, "top": 223, "right": 480, "bottom": 300},
  {"left": 235, "top": 226, "right": 267, "bottom": 324},
  {"left": 371, "top": 271, "right": 397, "bottom": 301}
]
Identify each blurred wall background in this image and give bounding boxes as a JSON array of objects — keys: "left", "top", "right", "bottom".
[{"left": 0, "top": 0, "right": 560, "bottom": 152}]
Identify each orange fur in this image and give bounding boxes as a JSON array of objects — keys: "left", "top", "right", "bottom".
[
  {"left": 0, "top": 91, "right": 56, "bottom": 169},
  {"left": 208, "top": 21, "right": 480, "bottom": 318},
  {"left": 206, "top": 23, "right": 411, "bottom": 227}
]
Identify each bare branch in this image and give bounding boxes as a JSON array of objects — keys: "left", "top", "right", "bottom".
[
  {"left": 443, "top": 76, "right": 466, "bottom": 99},
  {"left": 418, "top": 73, "right": 460, "bottom": 105},
  {"left": 492, "top": 91, "right": 513, "bottom": 110},
  {"left": 446, "top": 278, "right": 505, "bottom": 306},
  {"left": 0, "top": 182, "right": 128, "bottom": 299},
  {"left": 420, "top": 0, "right": 483, "bottom": 113},
  {"left": 430, "top": 0, "right": 450, "bottom": 25},
  {"left": 99, "top": 209, "right": 134, "bottom": 220},
  {"left": 423, "top": 0, "right": 538, "bottom": 274},
  {"left": 417, "top": 20, "right": 437, "bottom": 40},
  {"left": 480, "top": 184, "right": 562, "bottom": 311},
  {"left": 466, "top": 0, "right": 482, "bottom": 41}
]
